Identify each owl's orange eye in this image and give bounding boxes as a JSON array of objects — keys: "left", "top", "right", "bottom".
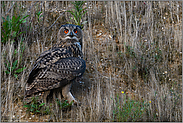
[
  {"left": 74, "top": 29, "right": 78, "bottom": 34},
  {"left": 64, "top": 29, "right": 69, "bottom": 34}
]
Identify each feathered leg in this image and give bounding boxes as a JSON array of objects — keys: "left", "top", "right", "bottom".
[{"left": 62, "top": 83, "right": 77, "bottom": 104}]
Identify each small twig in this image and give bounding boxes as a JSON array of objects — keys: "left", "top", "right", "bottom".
[
  {"left": 45, "top": 11, "right": 65, "bottom": 33},
  {"left": 5, "top": 1, "right": 15, "bottom": 15},
  {"left": 28, "top": 1, "right": 39, "bottom": 12}
]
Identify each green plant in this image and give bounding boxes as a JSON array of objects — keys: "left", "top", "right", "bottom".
[
  {"left": 43, "top": 105, "right": 52, "bottom": 115},
  {"left": 3, "top": 38, "right": 26, "bottom": 80},
  {"left": 112, "top": 93, "right": 149, "bottom": 122},
  {"left": 1, "top": 5, "right": 28, "bottom": 79},
  {"left": 23, "top": 96, "right": 45, "bottom": 114},
  {"left": 154, "top": 47, "right": 163, "bottom": 62},
  {"left": 1, "top": 14, "right": 29, "bottom": 44},
  {"left": 125, "top": 45, "right": 136, "bottom": 58},
  {"left": 4, "top": 59, "right": 26, "bottom": 79},
  {"left": 67, "top": 1, "right": 87, "bottom": 27},
  {"left": 56, "top": 98, "right": 73, "bottom": 109},
  {"left": 36, "top": 11, "right": 43, "bottom": 23}
]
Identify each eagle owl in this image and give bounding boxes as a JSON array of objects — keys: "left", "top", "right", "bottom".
[{"left": 24, "top": 24, "right": 86, "bottom": 104}]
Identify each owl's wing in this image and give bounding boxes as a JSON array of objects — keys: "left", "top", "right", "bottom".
[
  {"left": 25, "top": 53, "right": 86, "bottom": 96},
  {"left": 27, "top": 47, "right": 72, "bottom": 84},
  {"left": 45, "top": 57, "right": 86, "bottom": 80}
]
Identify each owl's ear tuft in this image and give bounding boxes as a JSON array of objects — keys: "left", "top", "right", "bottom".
[
  {"left": 59, "top": 25, "right": 66, "bottom": 29},
  {"left": 77, "top": 25, "right": 82, "bottom": 29}
]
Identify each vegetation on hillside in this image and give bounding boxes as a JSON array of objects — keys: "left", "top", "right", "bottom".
[{"left": 1, "top": 1, "right": 182, "bottom": 122}]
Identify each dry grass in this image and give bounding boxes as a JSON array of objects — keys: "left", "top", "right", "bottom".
[{"left": 1, "top": 1, "right": 182, "bottom": 122}]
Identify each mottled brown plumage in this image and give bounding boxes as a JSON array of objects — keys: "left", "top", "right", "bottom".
[{"left": 24, "top": 24, "right": 86, "bottom": 104}]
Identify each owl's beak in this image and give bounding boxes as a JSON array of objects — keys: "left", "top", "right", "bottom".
[{"left": 69, "top": 32, "right": 73, "bottom": 37}]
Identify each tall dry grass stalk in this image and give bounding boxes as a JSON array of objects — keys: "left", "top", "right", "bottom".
[{"left": 1, "top": 1, "right": 182, "bottom": 122}]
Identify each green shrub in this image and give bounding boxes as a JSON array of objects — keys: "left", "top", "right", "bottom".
[
  {"left": 67, "top": 1, "right": 87, "bottom": 28},
  {"left": 3, "top": 38, "right": 26, "bottom": 80},
  {"left": 1, "top": 14, "right": 29, "bottom": 44},
  {"left": 23, "top": 96, "right": 45, "bottom": 114},
  {"left": 1, "top": 6, "right": 29, "bottom": 79},
  {"left": 112, "top": 92, "right": 149, "bottom": 122},
  {"left": 56, "top": 98, "right": 73, "bottom": 109}
]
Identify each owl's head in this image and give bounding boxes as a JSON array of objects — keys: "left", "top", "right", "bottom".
[{"left": 58, "top": 24, "right": 83, "bottom": 47}]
